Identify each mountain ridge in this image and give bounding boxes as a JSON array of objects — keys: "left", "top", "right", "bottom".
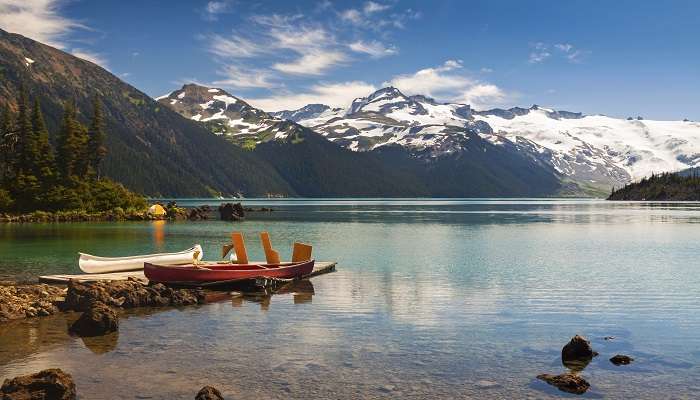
[
  {"left": 0, "top": 28, "right": 295, "bottom": 197},
  {"left": 159, "top": 84, "right": 564, "bottom": 197},
  {"left": 273, "top": 86, "right": 700, "bottom": 192}
]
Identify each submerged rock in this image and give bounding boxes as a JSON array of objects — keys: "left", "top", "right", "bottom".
[
  {"left": 0, "top": 284, "right": 64, "bottom": 323},
  {"left": 562, "top": 335, "right": 598, "bottom": 362},
  {"left": 1, "top": 368, "right": 76, "bottom": 400},
  {"left": 610, "top": 354, "right": 634, "bottom": 365},
  {"left": 62, "top": 279, "right": 204, "bottom": 312},
  {"left": 195, "top": 386, "right": 224, "bottom": 400},
  {"left": 537, "top": 373, "right": 590, "bottom": 395},
  {"left": 69, "top": 302, "right": 119, "bottom": 337}
]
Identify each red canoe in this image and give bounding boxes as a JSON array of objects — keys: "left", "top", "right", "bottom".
[{"left": 144, "top": 260, "right": 315, "bottom": 284}]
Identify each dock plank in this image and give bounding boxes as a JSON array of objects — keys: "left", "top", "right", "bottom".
[{"left": 38, "top": 261, "right": 336, "bottom": 284}]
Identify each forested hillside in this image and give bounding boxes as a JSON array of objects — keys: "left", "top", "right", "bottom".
[{"left": 607, "top": 171, "right": 700, "bottom": 201}]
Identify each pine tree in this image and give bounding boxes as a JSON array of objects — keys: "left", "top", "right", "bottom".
[
  {"left": 16, "top": 85, "right": 35, "bottom": 176},
  {"left": 87, "top": 97, "right": 107, "bottom": 179},
  {"left": 0, "top": 105, "right": 13, "bottom": 182},
  {"left": 56, "top": 100, "right": 84, "bottom": 180},
  {"left": 31, "top": 99, "right": 55, "bottom": 183}
]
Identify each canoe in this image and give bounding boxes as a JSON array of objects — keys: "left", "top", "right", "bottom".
[
  {"left": 79, "top": 245, "right": 203, "bottom": 274},
  {"left": 144, "top": 259, "right": 315, "bottom": 284}
]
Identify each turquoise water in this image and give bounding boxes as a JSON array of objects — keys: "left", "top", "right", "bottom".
[{"left": 1, "top": 199, "right": 700, "bottom": 398}]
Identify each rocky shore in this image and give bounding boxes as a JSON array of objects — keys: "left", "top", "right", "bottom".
[
  {"left": 0, "top": 202, "right": 273, "bottom": 223},
  {"left": 1, "top": 368, "right": 226, "bottom": 400},
  {"left": 0, "top": 283, "right": 65, "bottom": 322},
  {"left": 0, "top": 279, "right": 204, "bottom": 325}
]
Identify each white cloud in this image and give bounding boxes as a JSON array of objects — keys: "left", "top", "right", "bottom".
[
  {"left": 364, "top": 1, "right": 390, "bottom": 14},
  {"left": 528, "top": 42, "right": 550, "bottom": 64},
  {"left": 349, "top": 40, "right": 397, "bottom": 58},
  {"left": 71, "top": 48, "right": 109, "bottom": 69},
  {"left": 456, "top": 84, "right": 506, "bottom": 109},
  {"left": 339, "top": 8, "right": 363, "bottom": 24},
  {"left": 248, "top": 81, "right": 377, "bottom": 111},
  {"left": 273, "top": 50, "right": 347, "bottom": 76},
  {"left": 209, "top": 16, "right": 348, "bottom": 77},
  {"left": 554, "top": 43, "right": 573, "bottom": 52},
  {"left": 385, "top": 60, "right": 510, "bottom": 109},
  {"left": 0, "top": 0, "right": 83, "bottom": 48},
  {"left": 202, "top": 1, "right": 233, "bottom": 20},
  {"left": 339, "top": 1, "right": 417, "bottom": 29},
  {"left": 209, "top": 33, "right": 268, "bottom": 58},
  {"left": 212, "top": 65, "right": 277, "bottom": 89},
  {"left": 530, "top": 42, "right": 589, "bottom": 64},
  {"left": 386, "top": 60, "right": 471, "bottom": 95}
]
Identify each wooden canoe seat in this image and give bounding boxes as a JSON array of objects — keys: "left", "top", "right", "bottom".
[
  {"left": 221, "top": 243, "right": 234, "bottom": 259},
  {"left": 231, "top": 232, "right": 249, "bottom": 264},
  {"left": 292, "top": 242, "right": 313, "bottom": 262},
  {"left": 260, "top": 232, "right": 281, "bottom": 264}
]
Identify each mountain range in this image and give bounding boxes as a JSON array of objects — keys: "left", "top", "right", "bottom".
[{"left": 2, "top": 28, "right": 697, "bottom": 198}]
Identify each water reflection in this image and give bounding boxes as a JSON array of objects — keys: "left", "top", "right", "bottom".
[
  {"left": 231, "top": 279, "right": 316, "bottom": 310},
  {"left": 80, "top": 331, "right": 119, "bottom": 354},
  {"left": 151, "top": 220, "right": 166, "bottom": 249}
]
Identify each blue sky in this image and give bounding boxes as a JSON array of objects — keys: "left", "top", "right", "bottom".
[{"left": 1, "top": 0, "right": 698, "bottom": 119}]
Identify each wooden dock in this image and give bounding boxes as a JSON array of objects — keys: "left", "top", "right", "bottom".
[{"left": 38, "top": 261, "right": 336, "bottom": 284}]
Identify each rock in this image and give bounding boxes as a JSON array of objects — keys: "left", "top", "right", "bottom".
[
  {"left": 69, "top": 302, "right": 119, "bottom": 337},
  {"left": 188, "top": 205, "right": 211, "bottom": 221},
  {"left": 218, "top": 203, "right": 245, "bottom": 221},
  {"left": 0, "top": 283, "right": 64, "bottom": 322},
  {"left": 474, "top": 380, "right": 500, "bottom": 389},
  {"left": 562, "top": 335, "right": 597, "bottom": 362},
  {"left": 537, "top": 373, "right": 590, "bottom": 395},
  {"left": 610, "top": 354, "right": 634, "bottom": 365},
  {"left": 62, "top": 280, "right": 204, "bottom": 312},
  {"left": 195, "top": 386, "right": 224, "bottom": 400},
  {"left": 1, "top": 368, "right": 76, "bottom": 400}
]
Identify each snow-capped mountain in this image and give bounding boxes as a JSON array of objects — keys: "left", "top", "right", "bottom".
[
  {"left": 156, "top": 84, "right": 303, "bottom": 146},
  {"left": 287, "top": 87, "right": 700, "bottom": 190},
  {"left": 269, "top": 104, "right": 343, "bottom": 122},
  {"left": 296, "top": 87, "right": 487, "bottom": 155}
]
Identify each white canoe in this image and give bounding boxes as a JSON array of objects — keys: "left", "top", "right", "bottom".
[{"left": 79, "top": 245, "right": 203, "bottom": 274}]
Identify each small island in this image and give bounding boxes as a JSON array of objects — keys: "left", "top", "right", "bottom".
[{"left": 607, "top": 170, "right": 700, "bottom": 201}]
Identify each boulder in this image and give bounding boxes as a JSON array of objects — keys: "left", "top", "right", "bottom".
[
  {"left": 195, "top": 386, "right": 224, "bottom": 400},
  {"left": 188, "top": 205, "right": 211, "bottom": 221},
  {"left": 610, "top": 354, "right": 634, "bottom": 365},
  {"left": 537, "top": 373, "right": 590, "bottom": 395},
  {"left": 1, "top": 368, "right": 76, "bottom": 400},
  {"left": 218, "top": 203, "right": 245, "bottom": 221},
  {"left": 69, "top": 302, "right": 119, "bottom": 337},
  {"left": 562, "top": 335, "right": 597, "bottom": 362}
]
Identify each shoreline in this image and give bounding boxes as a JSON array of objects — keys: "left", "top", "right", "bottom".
[{"left": 0, "top": 203, "right": 273, "bottom": 224}]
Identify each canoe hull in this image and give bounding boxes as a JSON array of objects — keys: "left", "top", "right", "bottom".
[
  {"left": 144, "top": 260, "right": 315, "bottom": 284},
  {"left": 79, "top": 245, "right": 203, "bottom": 274}
]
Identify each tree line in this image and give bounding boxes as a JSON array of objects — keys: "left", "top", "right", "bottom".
[
  {"left": 607, "top": 171, "right": 700, "bottom": 201},
  {"left": 0, "top": 87, "right": 145, "bottom": 213}
]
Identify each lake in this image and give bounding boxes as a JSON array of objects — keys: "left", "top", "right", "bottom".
[{"left": 1, "top": 199, "right": 700, "bottom": 399}]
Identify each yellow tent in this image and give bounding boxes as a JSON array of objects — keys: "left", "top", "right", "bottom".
[{"left": 148, "top": 204, "right": 167, "bottom": 216}]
